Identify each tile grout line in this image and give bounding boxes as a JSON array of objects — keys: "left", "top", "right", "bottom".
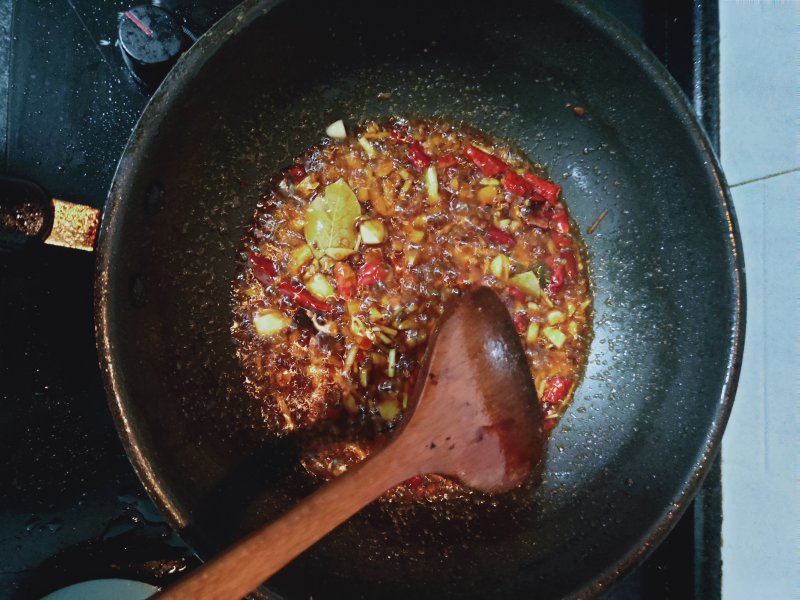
[{"left": 729, "top": 167, "right": 800, "bottom": 188}]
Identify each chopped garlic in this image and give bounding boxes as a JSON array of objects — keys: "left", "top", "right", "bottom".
[
  {"left": 425, "top": 165, "right": 440, "bottom": 202},
  {"left": 326, "top": 119, "right": 347, "bottom": 139},
  {"left": 252, "top": 309, "right": 292, "bottom": 338},
  {"left": 288, "top": 244, "right": 313, "bottom": 274},
  {"left": 405, "top": 248, "right": 420, "bottom": 267},
  {"left": 306, "top": 273, "right": 335, "bottom": 300},
  {"left": 377, "top": 398, "right": 399, "bottom": 421},
  {"left": 477, "top": 186, "right": 497, "bottom": 204},
  {"left": 409, "top": 229, "right": 425, "bottom": 243},
  {"left": 359, "top": 219, "right": 386, "bottom": 245},
  {"left": 294, "top": 176, "right": 318, "bottom": 197}
]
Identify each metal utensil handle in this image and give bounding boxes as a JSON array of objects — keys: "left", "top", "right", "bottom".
[{"left": 0, "top": 175, "right": 99, "bottom": 253}]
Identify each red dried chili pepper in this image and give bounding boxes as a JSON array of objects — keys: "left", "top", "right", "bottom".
[
  {"left": 507, "top": 285, "right": 527, "bottom": 302},
  {"left": 552, "top": 209, "right": 570, "bottom": 234},
  {"left": 248, "top": 252, "right": 277, "bottom": 286},
  {"left": 286, "top": 165, "right": 306, "bottom": 184},
  {"left": 543, "top": 418, "right": 558, "bottom": 433},
  {"left": 407, "top": 141, "right": 431, "bottom": 170},
  {"left": 541, "top": 376, "right": 572, "bottom": 407},
  {"left": 277, "top": 281, "right": 335, "bottom": 313},
  {"left": 547, "top": 264, "right": 566, "bottom": 296},
  {"left": 503, "top": 170, "right": 533, "bottom": 197},
  {"left": 523, "top": 172, "right": 560, "bottom": 205},
  {"left": 357, "top": 261, "right": 387, "bottom": 287},
  {"left": 562, "top": 249, "right": 578, "bottom": 280},
  {"left": 436, "top": 153, "right": 458, "bottom": 169},
  {"left": 407, "top": 475, "right": 424, "bottom": 490},
  {"left": 550, "top": 231, "right": 572, "bottom": 249},
  {"left": 389, "top": 121, "right": 413, "bottom": 143},
  {"left": 513, "top": 312, "right": 529, "bottom": 334},
  {"left": 485, "top": 226, "right": 516, "bottom": 248},
  {"left": 464, "top": 145, "right": 507, "bottom": 177},
  {"left": 333, "top": 263, "right": 357, "bottom": 299}
]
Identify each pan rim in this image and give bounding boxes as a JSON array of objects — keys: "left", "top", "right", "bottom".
[{"left": 94, "top": 0, "right": 745, "bottom": 597}]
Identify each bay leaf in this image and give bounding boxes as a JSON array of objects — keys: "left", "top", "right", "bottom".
[{"left": 304, "top": 179, "right": 362, "bottom": 260}]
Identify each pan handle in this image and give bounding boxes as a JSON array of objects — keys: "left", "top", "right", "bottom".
[{"left": 0, "top": 175, "right": 100, "bottom": 253}]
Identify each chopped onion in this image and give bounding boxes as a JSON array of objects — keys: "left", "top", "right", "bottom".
[
  {"left": 490, "top": 254, "right": 511, "bottom": 281},
  {"left": 387, "top": 348, "right": 396, "bottom": 378},
  {"left": 510, "top": 271, "right": 543, "bottom": 298},
  {"left": 357, "top": 136, "right": 376, "bottom": 158},
  {"left": 350, "top": 316, "right": 367, "bottom": 337},
  {"left": 343, "top": 344, "right": 359, "bottom": 373},
  {"left": 542, "top": 326, "right": 567, "bottom": 349},
  {"left": 378, "top": 325, "right": 398, "bottom": 337},
  {"left": 526, "top": 321, "right": 540, "bottom": 344}
]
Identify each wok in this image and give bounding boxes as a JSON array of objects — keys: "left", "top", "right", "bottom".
[{"left": 95, "top": 0, "right": 744, "bottom": 597}]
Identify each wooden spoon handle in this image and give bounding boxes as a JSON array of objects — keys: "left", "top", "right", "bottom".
[{"left": 157, "top": 444, "right": 416, "bottom": 600}]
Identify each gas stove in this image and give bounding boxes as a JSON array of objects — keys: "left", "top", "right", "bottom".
[{"left": 0, "top": 1, "right": 721, "bottom": 598}]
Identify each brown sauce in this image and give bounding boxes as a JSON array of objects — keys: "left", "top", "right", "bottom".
[{"left": 231, "top": 118, "right": 592, "bottom": 500}]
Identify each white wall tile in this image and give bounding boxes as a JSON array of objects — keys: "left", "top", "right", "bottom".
[
  {"left": 721, "top": 171, "right": 800, "bottom": 600},
  {"left": 720, "top": 1, "right": 800, "bottom": 184}
]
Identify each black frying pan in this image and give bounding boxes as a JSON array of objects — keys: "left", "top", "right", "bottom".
[{"left": 93, "top": 0, "right": 744, "bottom": 598}]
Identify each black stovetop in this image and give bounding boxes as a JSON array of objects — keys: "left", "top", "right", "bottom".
[{"left": 0, "top": 1, "right": 721, "bottom": 598}]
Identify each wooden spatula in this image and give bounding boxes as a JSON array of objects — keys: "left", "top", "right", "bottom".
[{"left": 158, "top": 286, "right": 544, "bottom": 599}]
